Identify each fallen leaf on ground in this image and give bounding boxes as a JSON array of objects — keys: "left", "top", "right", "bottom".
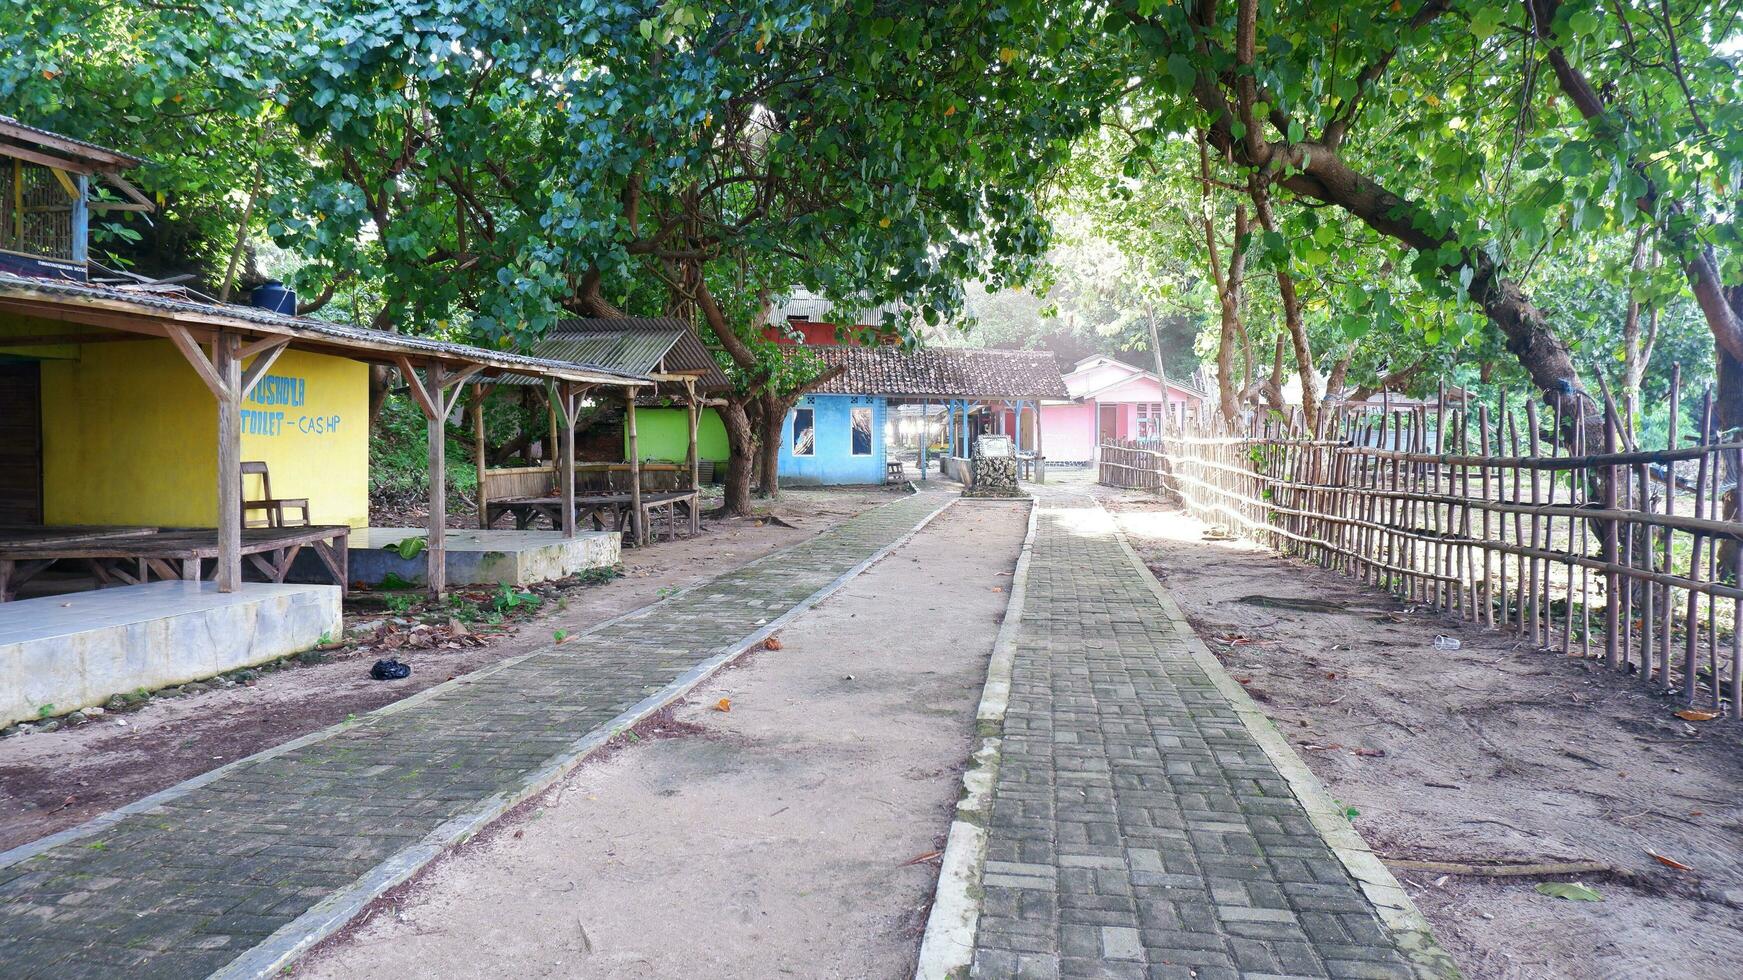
[
  {"left": 1353, "top": 747, "right": 1386, "bottom": 758},
  {"left": 714, "top": 698, "right": 732, "bottom": 712},
  {"left": 763, "top": 635, "right": 783, "bottom": 651},
  {"left": 1675, "top": 709, "right": 1720, "bottom": 722},
  {"left": 899, "top": 849, "right": 943, "bottom": 867},
  {"left": 1647, "top": 850, "right": 1694, "bottom": 871},
  {"left": 1535, "top": 882, "right": 1602, "bottom": 902},
  {"left": 1233, "top": 675, "right": 1253, "bottom": 685}
]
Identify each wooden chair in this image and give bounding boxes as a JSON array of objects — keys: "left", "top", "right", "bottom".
[{"left": 241, "top": 461, "right": 310, "bottom": 528}]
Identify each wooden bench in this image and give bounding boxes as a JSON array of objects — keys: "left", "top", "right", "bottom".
[
  {"left": 480, "top": 463, "right": 701, "bottom": 543},
  {"left": 485, "top": 490, "right": 700, "bottom": 544}
]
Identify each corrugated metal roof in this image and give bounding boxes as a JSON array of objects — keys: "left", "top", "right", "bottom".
[
  {"left": 0, "top": 273, "right": 648, "bottom": 386},
  {"left": 0, "top": 115, "right": 145, "bottom": 168},
  {"left": 532, "top": 329, "right": 685, "bottom": 378}
]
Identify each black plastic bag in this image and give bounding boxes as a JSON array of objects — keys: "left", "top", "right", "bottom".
[{"left": 370, "top": 658, "right": 411, "bottom": 681}]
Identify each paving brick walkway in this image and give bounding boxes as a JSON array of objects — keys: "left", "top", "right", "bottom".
[
  {"left": 970, "top": 498, "right": 1443, "bottom": 980},
  {"left": 0, "top": 493, "right": 946, "bottom": 980}
]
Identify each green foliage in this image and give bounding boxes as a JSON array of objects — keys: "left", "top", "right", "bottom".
[
  {"left": 1536, "top": 882, "right": 1603, "bottom": 902},
  {"left": 489, "top": 584, "right": 540, "bottom": 615},
  {"left": 369, "top": 393, "right": 478, "bottom": 502},
  {"left": 386, "top": 536, "right": 426, "bottom": 560}
]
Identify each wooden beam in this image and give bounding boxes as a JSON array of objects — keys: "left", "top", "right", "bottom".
[
  {"left": 559, "top": 383, "right": 577, "bottom": 539},
  {"left": 394, "top": 356, "right": 440, "bottom": 420},
  {"left": 0, "top": 300, "right": 194, "bottom": 341},
  {"left": 0, "top": 142, "right": 98, "bottom": 176},
  {"left": 48, "top": 167, "right": 79, "bottom": 201},
  {"left": 238, "top": 334, "right": 290, "bottom": 359},
  {"left": 426, "top": 363, "right": 447, "bottom": 597},
  {"left": 215, "top": 333, "right": 242, "bottom": 592},
  {"left": 0, "top": 119, "right": 140, "bottom": 169},
  {"left": 473, "top": 385, "right": 492, "bottom": 529},
  {"left": 439, "top": 362, "right": 486, "bottom": 393},
  {"left": 626, "top": 390, "right": 644, "bottom": 547},
  {"left": 239, "top": 339, "right": 291, "bottom": 400},
  {"left": 685, "top": 380, "right": 700, "bottom": 534},
  {"left": 101, "top": 172, "right": 156, "bottom": 212},
  {"left": 0, "top": 331, "right": 153, "bottom": 347},
  {"left": 165, "top": 324, "right": 227, "bottom": 399}
]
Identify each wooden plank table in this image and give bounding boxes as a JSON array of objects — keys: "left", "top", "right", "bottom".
[
  {"left": 0, "top": 525, "right": 350, "bottom": 601},
  {"left": 486, "top": 490, "right": 700, "bottom": 544}
]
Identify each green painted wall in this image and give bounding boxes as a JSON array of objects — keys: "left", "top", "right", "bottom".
[{"left": 626, "top": 407, "right": 728, "bottom": 461}]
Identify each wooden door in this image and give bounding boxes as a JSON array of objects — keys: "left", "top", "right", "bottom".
[
  {"left": 1097, "top": 403, "right": 1119, "bottom": 444},
  {"left": 0, "top": 361, "right": 43, "bottom": 525}
]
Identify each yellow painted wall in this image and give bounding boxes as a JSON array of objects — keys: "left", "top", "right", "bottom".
[
  {"left": 39, "top": 340, "right": 369, "bottom": 528},
  {"left": 238, "top": 349, "right": 369, "bottom": 527}
]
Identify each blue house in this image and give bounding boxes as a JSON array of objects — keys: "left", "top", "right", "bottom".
[
  {"left": 775, "top": 344, "right": 1069, "bottom": 486},
  {"left": 778, "top": 393, "right": 887, "bottom": 485}
]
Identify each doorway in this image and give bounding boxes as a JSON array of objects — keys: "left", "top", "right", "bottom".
[
  {"left": 0, "top": 361, "right": 43, "bottom": 525},
  {"left": 1097, "top": 402, "right": 1119, "bottom": 445}
]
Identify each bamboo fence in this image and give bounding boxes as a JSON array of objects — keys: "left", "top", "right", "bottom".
[{"left": 1101, "top": 382, "right": 1742, "bottom": 719}]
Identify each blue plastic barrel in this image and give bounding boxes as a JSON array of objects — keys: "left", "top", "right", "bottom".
[{"left": 250, "top": 281, "right": 297, "bottom": 315}]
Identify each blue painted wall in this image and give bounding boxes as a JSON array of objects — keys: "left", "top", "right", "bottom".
[{"left": 778, "top": 394, "right": 887, "bottom": 485}]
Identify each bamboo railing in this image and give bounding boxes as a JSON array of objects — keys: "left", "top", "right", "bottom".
[{"left": 1102, "top": 384, "right": 1743, "bottom": 720}]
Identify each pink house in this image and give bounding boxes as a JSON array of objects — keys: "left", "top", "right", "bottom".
[{"left": 1040, "top": 355, "right": 1208, "bottom": 464}]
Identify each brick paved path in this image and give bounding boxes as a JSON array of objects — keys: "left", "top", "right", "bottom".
[
  {"left": 0, "top": 493, "right": 946, "bottom": 980},
  {"left": 970, "top": 499, "right": 1440, "bottom": 980}
]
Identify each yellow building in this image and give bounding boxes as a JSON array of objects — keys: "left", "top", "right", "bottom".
[{"left": 21, "top": 334, "right": 371, "bottom": 528}]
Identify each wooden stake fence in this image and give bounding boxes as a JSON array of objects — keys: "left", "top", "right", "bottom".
[{"left": 1100, "top": 386, "right": 1742, "bottom": 719}]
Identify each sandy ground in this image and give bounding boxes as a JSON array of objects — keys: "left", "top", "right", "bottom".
[
  {"left": 0, "top": 486, "right": 905, "bottom": 854},
  {"left": 295, "top": 499, "right": 1029, "bottom": 980},
  {"left": 1082, "top": 476, "right": 1743, "bottom": 980}
]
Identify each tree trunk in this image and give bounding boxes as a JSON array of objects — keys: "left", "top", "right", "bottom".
[
  {"left": 755, "top": 393, "right": 785, "bottom": 497},
  {"left": 1619, "top": 231, "right": 1658, "bottom": 426},
  {"left": 718, "top": 399, "right": 757, "bottom": 516},
  {"left": 1199, "top": 135, "right": 1249, "bottom": 424},
  {"left": 1714, "top": 302, "right": 1743, "bottom": 575},
  {"left": 1249, "top": 179, "right": 1319, "bottom": 431},
  {"left": 368, "top": 364, "right": 392, "bottom": 429},
  {"left": 1261, "top": 335, "right": 1286, "bottom": 415}
]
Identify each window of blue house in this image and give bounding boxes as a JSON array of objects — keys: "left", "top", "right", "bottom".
[
  {"left": 850, "top": 407, "right": 873, "bottom": 456},
  {"left": 793, "top": 408, "right": 815, "bottom": 455}
]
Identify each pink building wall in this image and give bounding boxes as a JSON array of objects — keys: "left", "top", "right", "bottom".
[
  {"left": 1040, "top": 367, "right": 1208, "bottom": 464},
  {"left": 1039, "top": 401, "right": 1098, "bottom": 462}
]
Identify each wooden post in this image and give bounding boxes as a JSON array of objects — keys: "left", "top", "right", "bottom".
[
  {"left": 426, "top": 364, "right": 448, "bottom": 596},
  {"left": 1035, "top": 400, "right": 1047, "bottom": 484},
  {"left": 473, "top": 386, "right": 490, "bottom": 529},
  {"left": 920, "top": 399, "right": 929, "bottom": 482},
  {"left": 546, "top": 393, "right": 559, "bottom": 463},
  {"left": 625, "top": 389, "right": 644, "bottom": 546},
  {"left": 685, "top": 381, "right": 700, "bottom": 534},
  {"left": 558, "top": 382, "right": 578, "bottom": 539},
  {"left": 215, "top": 332, "right": 242, "bottom": 592},
  {"left": 393, "top": 358, "right": 483, "bottom": 597}
]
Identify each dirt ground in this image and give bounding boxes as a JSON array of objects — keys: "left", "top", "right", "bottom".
[
  {"left": 0, "top": 486, "right": 904, "bottom": 854},
  {"left": 295, "top": 499, "right": 1029, "bottom": 980},
  {"left": 1088, "top": 480, "right": 1743, "bottom": 980}
]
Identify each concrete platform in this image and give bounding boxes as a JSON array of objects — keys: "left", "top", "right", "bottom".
[
  {"left": 0, "top": 581, "right": 342, "bottom": 727},
  {"left": 338, "top": 527, "right": 620, "bottom": 588}
]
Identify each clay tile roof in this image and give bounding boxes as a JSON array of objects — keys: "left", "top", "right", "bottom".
[{"left": 786, "top": 345, "right": 1069, "bottom": 401}]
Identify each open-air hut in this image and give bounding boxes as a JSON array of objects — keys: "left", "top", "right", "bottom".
[
  {"left": 478, "top": 317, "right": 731, "bottom": 545},
  {"left": 0, "top": 119, "right": 649, "bottom": 727}
]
